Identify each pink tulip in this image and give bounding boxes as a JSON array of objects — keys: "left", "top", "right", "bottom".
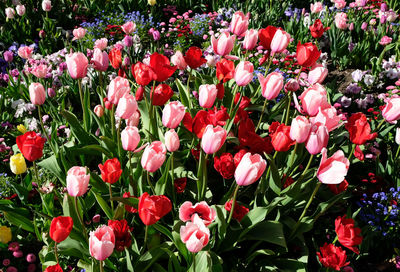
[
  {"left": 141, "top": 141, "right": 167, "bottom": 172},
  {"left": 382, "top": 97, "right": 400, "bottom": 123},
  {"left": 242, "top": 29, "right": 258, "bottom": 50},
  {"left": 308, "top": 64, "right": 328, "bottom": 85},
  {"left": 379, "top": 36, "right": 392, "bottom": 46},
  {"left": 5, "top": 7, "right": 15, "bottom": 19},
  {"left": 66, "top": 52, "right": 88, "bottom": 79},
  {"left": 199, "top": 84, "right": 218, "bottom": 108},
  {"left": 171, "top": 50, "right": 187, "bottom": 70},
  {"left": 179, "top": 201, "right": 216, "bottom": 226},
  {"left": 94, "top": 38, "right": 108, "bottom": 50},
  {"left": 42, "top": 0, "right": 52, "bottom": 11},
  {"left": 121, "top": 126, "right": 140, "bottom": 151},
  {"left": 16, "top": 5, "right": 26, "bottom": 16},
  {"left": 270, "top": 29, "right": 291, "bottom": 54},
  {"left": 211, "top": 32, "right": 235, "bottom": 56},
  {"left": 310, "top": 2, "right": 323, "bottom": 13},
  {"left": 201, "top": 125, "right": 227, "bottom": 154},
  {"left": 285, "top": 79, "right": 300, "bottom": 92},
  {"left": 234, "top": 61, "right": 254, "bottom": 86},
  {"left": 299, "top": 84, "right": 330, "bottom": 117},
  {"left": 31, "top": 64, "right": 48, "bottom": 79},
  {"left": 29, "top": 83, "right": 46, "bottom": 105},
  {"left": 126, "top": 110, "right": 140, "bottom": 127},
  {"left": 91, "top": 48, "right": 109, "bottom": 71},
  {"left": 89, "top": 225, "right": 115, "bottom": 261},
  {"left": 317, "top": 148, "right": 349, "bottom": 184},
  {"left": 361, "top": 22, "right": 368, "bottom": 30},
  {"left": 66, "top": 166, "right": 90, "bottom": 197},
  {"left": 165, "top": 129, "right": 180, "bottom": 152},
  {"left": 116, "top": 93, "right": 138, "bottom": 119},
  {"left": 310, "top": 106, "right": 342, "bottom": 132},
  {"left": 230, "top": 11, "right": 249, "bottom": 37},
  {"left": 335, "top": 12, "right": 348, "bottom": 29},
  {"left": 396, "top": 128, "right": 400, "bottom": 145},
  {"left": 94, "top": 105, "right": 104, "bottom": 117},
  {"left": 180, "top": 214, "right": 210, "bottom": 253},
  {"left": 305, "top": 123, "right": 329, "bottom": 155},
  {"left": 162, "top": 101, "right": 186, "bottom": 129},
  {"left": 17, "top": 46, "right": 33, "bottom": 59},
  {"left": 72, "top": 27, "right": 86, "bottom": 40},
  {"left": 334, "top": 0, "right": 346, "bottom": 9},
  {"left": 290, "top": 116, "right": 311, "bottom": 143},
  {"left": 121, "top": 21, "right": 136, "bottom": 35},
  {"left": 258, "top": 72, "right": 284, "bottom": 100},
  {"left": 235, "top": 152, "right": 267, "bottom": 186},
  {"left": 107, "top": 76, "right": 130, "bottom": 105}
]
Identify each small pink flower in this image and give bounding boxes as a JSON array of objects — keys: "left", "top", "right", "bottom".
[{"left": 379, "top": 36, "right": 392, "bottom": 45}]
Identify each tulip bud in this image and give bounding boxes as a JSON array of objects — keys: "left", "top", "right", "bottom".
[
  {"left": 47, "top": 88, "right": 56, "bottom": 98},
  {"left": 42, "top": 0, "right": 52, "bottom": 11},
  {"left": 148, "top": 0, "right": 156, "bottom": 5},
  {"left": 66, "top": 166, "right": 90, "bottom": 197},
  {"left": 39, "top": 30, "right": 46, "bottom": 39},
  {"left": 94, "top": 105, "right": 104, "bottom": 117},
  {"left": 29, "top": 82, "right": 46, "bottom": 105},
  {"left": 165, "top": 129, "right": 180, "bottom": 152},
  {"left": 285, "top": 79, "right": 300, "bottom": 92},
  {"left": 126, "top": 110, "right": 140, "bottom": 127},
  {"left": 10, "top": 154, "right": 27, "bottom": 175},
  {"left": 198, "top": 84, "right": 218, "bottom": 108},
  {"left": 121, "top": 126, "right": 140, "bottom": 151},
  {"left": 16, "top": 5, "right": 25, "bottom": 16},
  {"left": 361, "top": 22, "right": 368, "bottom": 30},
  {"left": 290, "top": 116, "right": 311, "bottom": 143},
  {"left": 201, "top": 125, "right": 227, "bottom": 154},
  {"left": 5, "top": 8, "right": 15, "bottom": 19}
]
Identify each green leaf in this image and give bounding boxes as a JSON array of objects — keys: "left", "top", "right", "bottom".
[
  {"left": 175, "top": 78, "right": 191, "bottom": 110},
  {"left": 9, "top": 180, "right": 28, "bottom": 203},
  {"left": 239, "top": 221, "right": 287, "bottom": 249},
  {"left": 188, "top": 251, "right": 212, "bottom": 272},
  {"left": 38, "top": 155, "right": 65, "bottom": 184},
  {"left": 92, "top": 191, "right": 113, "bottom": 219},
  {"left": 266, "top": 154, "right": 281, "bottom": 195},
  {"left": 3, "top": 209, "right": 34, "bottom": 233},
  {"left": 61, "top": 110, "right": 96, "bottom": 144},
  {"left": 155, "top": 156, "right": 172, "bottom": 195}
]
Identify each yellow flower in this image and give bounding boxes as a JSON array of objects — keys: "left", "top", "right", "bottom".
[
  {"left": 0, "top": 226, "right": 12, "bottom": 244},
  {"left": 148, "top": 0, "right": 156, "bottom": 6},
  {"left": 17, "top": 124, "right": 27, "bottom": 134},
  {"left": 10, "top": 153, "right": 27, "bottom": 175}
]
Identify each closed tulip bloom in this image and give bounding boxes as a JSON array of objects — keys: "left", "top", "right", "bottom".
[
  {"left": 305, "top": 123, "right": 329, "bottom": 155},
  {"left": 180, "top": 214, "right": 210, "bottom": 253},
  {"left": 42, "top": 0, "right": 52, "bottom": 11},
  {"left": 16, "top": 131, "right": 46, "bottom": 162},
  {"left": 10, "top": 154, "right": 27, "bottom": 175},
  {"left": 66, "top": 52, "right": 88, "bottom": 79},
  {"left": 296, "top": 41, "right": 321, "bottom": 67},
  {"left": 108, "top": 76, "right": 130, "bottom": 105},
  {"left": 89, "top": 225, "right": 115, "bottom": 261},
  {"left": 98, "top": 158, "right": 122, "bottom": 184},
  {"left": 270, "top": 29, "right": 291, "bottom": 53},
  {"left": 310, "top": 106, "right": 342, "bottom": 132},
  {"left": 258, "top": 72, "right": 284, "bottom": 100},
  {"left": 72, "top": 27, "right": 86, "bottom": 40},
  {"left": 121, "top": 126, "right": 140, "bottom": 151},
  {"left": 138, "top": 192, "right": 172, "bottom": 225},
  {"left": 382, "top": 97, "right": 400, "bottom": 123},
  {"left": 5, "top": 7, "right": 15, "bottom": 19},
  {"left": 270, "top": 122, "right": 295, "bottom": 152},
  {"left": 199, "top": 84, "right": 218, "bottom": 108},
  {"left": 151, "top": 84, "right": 174, "bottom": 106},
  {"left": 50, "top": 216, "right": 73, "bottom": 243},
  {"left": 66, "top": 166, "right": 90, "bottom": 197},
  {"left": 317, "top": 148, "right": 349, "bottom": 184},
  {"left": 235, "top": 152, "right": 267, "bottom": 186},
  {"left": 171, "top": 50, "right": 187, "bottom": 70},
  {"left": 308, "top": 64, "right": 328, "bottom": 85},
  {"left": 184, "top": 47, "right": 207, "bottom": 69},
  {"left": 91, "top": 48, "right": 109, "bottom": 71},
  {"left": 115, "top": 93, "right": 138, "bottom": 119},
  {"left": 0, "top": 226, "right": 12, "bottom": 244},
  {"left": 29, "top": 82, "right": 46, "bottom": 105},
  {"left": 94, "top": 38, "right": 108, "bottom": 50},
  {"left": 17, "top": 46, "right": 33, "bottom": 59},
  {"left": 201, "top": 125, "right": 227, "bottom": 154},
  {"left": 299, "top": 84, "right": 330, "bottom": 117},
  {"left": 211, "top": 32, "right": 235, "bottom": 56},
  {"left": 141, "top": 141, "right": 167, "bottom": 172},
  {"left": 121, "top": 21, "right": 136, "bottom": 34},
  {"left": 396, "top": 128, "right": 400, "bottom": 145},
  {"left": 242, "top": 29, "right": 258, "bottom": 50},
  {"left": 290, "top": 116, "right": 311, "bottom": 143},
  {"left": 94, "top": 105, "right": 104, "bottom": 117},
  {"left": 165, "top": 129, "right": 180, "bottom": 152},
  {"left": 162, "top": 101, "right": 186, "bottom": 129},
  {"left": 234, "top": 61, "right": 254, "bottom": 86},
  {"left": 17, "top": 124, "right": 27, "bottom": 134},
  {"left": 230, "top": 11, "right": 249, "bottom": 37},
  {"left": 16, "top": 5, "right": 25, "bottom": 16},
  {"left": 285, "top": 78, "right": 300, "bottom": 92}
]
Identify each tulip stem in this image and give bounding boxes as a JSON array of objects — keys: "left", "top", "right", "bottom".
[
  {"left": 143, "top": 225, "right": 149, "bottom": 253},
  {"left": 284, "top": 91, "right": 292, "bottom": 125},
  {"left": 375, "top": 119, "right": 386, "bottom": 132},
  {"left": 78, "top": 79, "right": 88, "bottom": 131},
  {"left": 111, "top": 105, "right": 115, "bottom": 140},
  {"left": 228, "top": 85, "right": 240, "bottom": 117},
  {"left": 117, "top": 118, "right": 122, "bottom": 160},
  {"left": 186, "top": 69, "right": 193, "bottom": 110},
  {"left": 128, "top": 151, "right": 136, "bottom": 196},
  {"left": 99, "top": 72, "right": 104, "bottom": 106},
  {"left": 33, "top": 161, "right": 40, "bottom": 185},
  {"left": 38, "top": 105, "right": 56, "bottom": 155},
  {"left": 290, "top": 181, "right": 322, "bottom": 238},
  {"left": 148, "top": 81, "right": 156, "bottom": 136},
  {"left": 227, "top": 184, "right": 240, "bottom": 224},
  {"left": 109, "top": 183, "right": 114, "bottom": 212},
  {"left": 99, "top": 260, "right": 104, "bottom": 272},
  {"left": 396, "top": 144, "right": 400, "bottom": 159},
  {"left": 74, "top": 196, "right": 88, "bottom": 239},
  {"left": 192, "top": 252, "right": 196, "bottom": 272},
  {"left": 170, "top": 153, "right": 176, "bottom": 207},
  {"left": 297, "top": 154, "right": 314, "bottom": 184},
  {"left": 255, "top": 99, "right": 268, "bottom": 132},
  {"left": 54, "top": 242, "right": 59, "bottom": 263},
  {"left": 200, "top": 154, "right": 209, "bottom": 201},
  {"left": 146, "top": 171, "right": 155, "bottom": 194},
  {"left": 348, "top": 144, "right": 356, "bottom": 161}
]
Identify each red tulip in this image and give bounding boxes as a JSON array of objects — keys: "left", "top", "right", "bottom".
[
  {"left": 132, "top": 62, "right": 156, "bottom": 86},
  {"left": 216, "top": 58, "right": 235, "bottom": 83},
  {"left": 109, "top": 47, "right": 122, "bottom": 69},
  {"left": 214, "top": 153, "right": 235, "bottom": 179},
  {"left": 16, "top": 131, "right": 46, "bottom": 162},
  {"left": 258, "top": 26, "right": 278, "bottom": 50},
  {"left": 44, "top": 264, "right": 63, "bottom": 272},
  {"left": 317, "top": 243, "right": 349, "bottom": 271},
  {"left": 123, "top": 192, "right": 138, "bottom": 213},
  {"left": 50, "top": 216, "right": 73, "bottom": 243},
  {"left": 184, "top": 46, "right": 206, "bottom": 69},
  {"left": 150, "top": 84, "right": 173, "bottom": 106},
  {"left": 174, "top": 177, "right": 187, "bottom": 194},
  {"left": 138, "top": 192, "right": 172, "bottom": 225},
  {"left": 224, "top": 200, "right": 249, "bottom": 222},
  {"left": 108, "top": 219, "right": 132, "bottom": 252},
  {"left": 309, "top": 19, "right": 330, "bottom": 38},
  {"left": 269, "top": 122, "right": 295, "bottom": 152},
  {"left": 149, "top": 52, "right": 177, "bottom": 82},
  {"left": 345, "top": 112, "right": 377, "bottom": 145},
  {"left": 98, "top": 158, "right": 122, "bottom": 184},
  {"left": 296, "top": 41, "right": 321, "bottom": 67},
  {"left": 335, "top": 215, "right": 363, "bottom": 254}
]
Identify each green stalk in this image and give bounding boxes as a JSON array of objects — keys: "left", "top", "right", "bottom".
[
  {"left": 255, "top": 99, "right": 268, "bottom": 132},
  {"left": 200, "top": 154, "right": 209, "bottom": 200},
  {"left": 78, "top": 79, "right": 88, "bottom": 131},
  {"left": 228, "top": 85, "right": 240, "bottom": 117},
  {"left": 297, "top": 154, "right": 314, "bottom": 184},
  {"left": 100, "top": 260, "right": 104, "bottom": 272},
  {"left": 284, "top": 91, "right": 292, "bottom": 125},
  {"left": 146, "top": 171, "right": 155, "bottom": 194},
  {"left": 193, "top": 252, "right": 196, "bottom": 272},
  {"left": 171, "top": 153, "right": 176, "bottom": 207},
  {"left": 38, "top": 105, "right": 56, "bottom": 155},
  {"left": 111, "top": 105, "right": 115, "bottom": 140},
  {"left": 227, "top": 184, "right": 240, "bottom": 224},
  {"left": 348, "top": 143, "right": 356, "bottom": 161},
  {"left": 109, "top": 183, "right": 114, "bottom": 212},
  {"left": 74, "top": 196, "right": 88, "bottom": 239},
  {"left": 117, "top": 118, "right": 122, "bottom": 160},
  {"left": 54, "top": 243, "right": 59, "bottom": 263},
  {"left": 33, "top": 161, "right": 40, "bottom": 185}
]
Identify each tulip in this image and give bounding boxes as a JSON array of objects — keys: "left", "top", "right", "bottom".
[
  {"left": 361, "top": 22, "right": 368, "bottom": 30},
  {"left": 148, "top": 0, "right": 156, "bottom": 5},
  {"left": 126, "top": 110, "right": 140, "bottom": 127},
  {"left": 31, "top": 64, "right": 48, "bottom": 78},
  {"left": 66, "top": 166, "right": 90, "bottom": 197},
  {"left": 29, "top": 82, "right": 46, "bottom": 105},
  {"left": 309, "top": 19, "right": 330, "bottom": 39},
  {"left": 179, "top": 201, "right": 216, "bottom": 226},
  {"left": 305, "top": 123, "right": 329, "bottom": 155},
  {"left": 42, "top": 0, "right": 52, "bottom": 11},
  {"left": 151, "top": 84, "right": 173, "bottom": 106},
  {"left": 91, "top": 48, "right": 109, "bottom": 71},
  {"left": 115, "top": 93, "right": 138, "bottom": 120},
  {"left": 16, "top": 5, "right": 25, "bottom": 16},
  {"left": 44, "top": 264, "right": 63, "bottom": 272},
  {"left": 234, "top": 61, "right": 254, "bottom": 86},
  {"left": 198, "top": 84, "right": 218, "bottom": 108},
  {"left": 258, "top": 72, "right": 284, "bottom": 100},
  {"left": 335, "top": 0, "right": 346, "bottom": 9},
  {"left": 335, "top": 215, "right": 363, "bottom": 254},
  {"left": 345, "top": 113, "right": 377, "bottom": 145},
  {"left": 310, "top": 106, "right": 342, "bottom": 132},
  {"left": 184, "top": 46, "right": 207, "bottom": 69},
  {"left": 107, "top": 76, "right": 130, "bottom": 105},
  {"left": 308, "top": 64, "right": 328, "bottom": 85},
  {"left": 317, "top": 243, "right": 349, "bottom": 271},
  {"left": 171, "top": 50, "right": 187, "bottom": 70},
  {"left": 138, "top": 192, "right": 172, "bottom": 225},
  {"left": 270, "top": 29, "right": 291, "bottom": 53},
  {"left": 201, "top": 125, "right": 227, "bottom": 154},
  {"left": 17, "top": 124, "right": 27, "bottom": 134},
  {"left": 109, "top": 47, "right": 122, "bottom": 69},
  {"left": 3, "top": 51, "right": 13, "bottom": 62},
  {"left": 242, "top": 29, "right": 258, "bottom": 50},
  {"left": 269, "top": 122, "right": 295, "bottom": 152},
  {"left": 94, "top": 105, "right": 104, "bottom": 117},
  {"left": 180, "top": 214, "right": 210, "bottom": 253},
  {"left": 335, "top": 12, "right": 348, "bottom": 29},
  {"left": 296, "top": 41, "right": 321, "bottom": 67},
  {"left": 310, "top": 2, "right": 323, "bottom": 13},
  {"left": 162, "top": 101, "right": 186, "bottom": 129},
  {"left": 89, "top": 225, "right": 115, "bottom": 261},
  {"left": 94, "top": 38, "right": 108, "bottom": 50},
  {"left": 141, "top": 141, "right": 167, "bottom": 172},
  {"left": 382, "top": 97, "right": 400, "bottom": 123},
  {"left": 121, "top": 21, "right": 136, "bottom": 34},
  {"left": 234, "top": 152, "right": 267, "bottom": 186},
  {"left": 299, "top": 84, "right": 329, "bottom": 117},
  {"left": 17, "top": 46, "right": 33, "bottom": 59},
  {"left": 0, "top": 226, "right": 12, "bottom": 244},
  {"left": 165, "top": 129, "right": 180, "bottom": 152},
  {"left": 5, "top": 7, "right": 15, "bottom": 19},
  {"left": 98, "top": 158, "right": 122, "bottom": 184},
  {"left": 132, "top": 62, "right": 156, "bottom": 86},
  {"left": 66, "top": 52, "right": 88, "bottom": 79},
  {"left": 10, "top": 154, "right": 27, "bottom": 175},
  {"left": 72, "top": 27, "right": 86, "bottom": 40},
  {"left": 285, "top": 79, "right": 300, "bottom": 92},
  {"left": 317, "top": 148, "right": 349, "bottom": 184},
  {"left": 211, "top": 32, "right": 235, "bottom": 56},
  {"left": 121, "top": 126, "right": 140, "bottom": 151},
  {"left": 258, "top": 25, "right": 278, "bottom": 50},
  {"left": 148, "top": 52, "right": 176, "bottom": 82},
  {"left": 47, "top": 88, "right": 56, "bottom": 98},
  {"left": 16, "top": 131, "right": 46, "bottom": 162},
  {"left": 50, "top": 216, "right": 73, "bottom": 243},
  {"left": 230, "top": 11, "right": 249, "bottom": 37},
  {"left": 290, "top": 116, "right": 311, "bottom": 143},
  {"left": 108, "top": 219, "right": 132, "bottom": 251},
  {"left": 216, "top": 58, "right": 235, "bottom": 83}
]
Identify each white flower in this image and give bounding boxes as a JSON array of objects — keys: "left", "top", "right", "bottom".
[{"left": 363, "top": 74, "right": 375, "bottom": 86}]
